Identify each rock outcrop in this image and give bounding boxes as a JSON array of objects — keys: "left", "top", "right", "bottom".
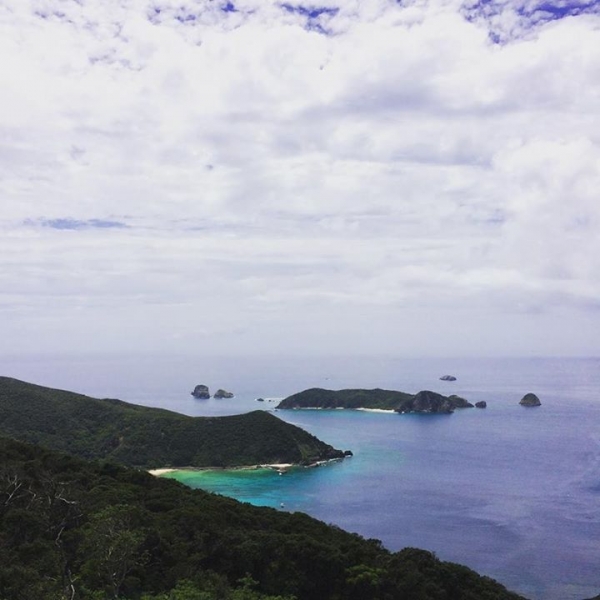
[
  {"left": 401, "top": 390, "right": 473, "bottom": 414},
  {"left": 519, "top": 393, "right": 541, "bottom": 407},
  {"left": 439, "top": 375, "right": 457, "bottom": 381},
  {"left": 191, "top": 384, "right": 210, "bottom": 399},
  {"left": 214, "top": 389, "right": 234, "bottom": 399},
  {"left": 475, "top": 401, "right": 487, "bottom": 409}
]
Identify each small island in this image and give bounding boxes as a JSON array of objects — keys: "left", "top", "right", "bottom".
[
  {"left": 519, "top": 392, "right": 541, "bottom": 407},
  {"left": 214, "top": 388, "right": 234, "bottom": 399},
  {"left": 277, "top": 388, "right": 473, "bottom": 414},
  {"left": 439, "top": 375, "right": 457, "bottom": 381},
  {"left": 191, "top": 384, "right": 210, "bottom": 399}
]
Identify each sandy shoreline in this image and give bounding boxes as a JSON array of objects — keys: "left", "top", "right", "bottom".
[
  {"left": 148, "top": 468, "right": 179, "bottom": 476},
  {"left": 148, "top": 463, "right": 296, "bottom": 477},
  {"left": 147, "top": 458, "right": 347, "bottom": 477},
  {"left": 288, "top": 407, "right": 395, "bottom": 413}
]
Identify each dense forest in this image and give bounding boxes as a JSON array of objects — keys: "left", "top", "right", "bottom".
[
  {"left": 0, "top": 436, "right": 527, "bottom": 600},
  {"left": 0, "top": 377, "right": 346, "bottom": 468}
]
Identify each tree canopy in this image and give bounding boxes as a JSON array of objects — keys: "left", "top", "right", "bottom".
[
  {"left": 0, "top": 377, "right": 345, "bottom": 468},
  {"left": 0, "top": 436, "right": 527, "bottom": 600}
]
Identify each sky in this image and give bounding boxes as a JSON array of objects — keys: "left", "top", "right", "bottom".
[{"left": 1, "top": 0, "right": 600, "bottom": 358}]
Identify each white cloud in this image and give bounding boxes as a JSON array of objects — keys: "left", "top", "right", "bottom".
[{"left": 0, "top": 0, "right": 599, "bottom": 357}]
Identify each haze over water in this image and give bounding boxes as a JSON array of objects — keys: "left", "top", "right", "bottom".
[{"left": 4, "top": 354, "right": 600, "bottom": 600}]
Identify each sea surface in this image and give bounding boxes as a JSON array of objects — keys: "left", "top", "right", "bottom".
[{"left": 3, "top": 354, "right": 600, "bottom": 600}]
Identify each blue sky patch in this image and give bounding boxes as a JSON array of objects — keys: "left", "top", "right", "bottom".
[
  {"left": 517, "top": 0, "right": 600, "bottom": 19},
  {"left": 280, "top": 4, "right": 339, "bottom": 34},
  {"left": 465, "top": 0, "right": 600, "bottom": 20},
  {"left": 175, "top": 13, "right": 197, "bottom": 23},
  {"left": 30, "top": 218, "right": 129, "bottom": 231},
  {"left": 281, "top": 4, "right": 339, "bottom": 19},
  {"left": 221, "top": 2, "right": 237, "bottom": 12},
  {"left": 462, "top": 0, "right": 600, "bottom": 41}
]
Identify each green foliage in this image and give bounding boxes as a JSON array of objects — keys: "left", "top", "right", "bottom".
[
  {"left": 0, "top": 437, "right": 527, "bottom": 600},
  {"left": 0, "top": 377, "right": 344, "bottom": 469},
  {"left": 278, "top": 388, "right": 414, "bottom": 410},
  {"left": 278, "top": 387, "right": 414, "bottom": 410},
  {"left": 139, "top": 577, "right": 295, "bottom": 600},
  {"left": 278, "top": 387, "right": 472, "bottom": 413},
  {"left": 80, "top": 505, "right": 149, "bottom": 598}
]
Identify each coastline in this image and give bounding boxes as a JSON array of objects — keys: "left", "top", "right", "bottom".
[
  {"left": 284, "top": 406, "right": 396, "bottom": 413},
  {"left": 148, "top": 463, "right": 295, "bottom": 477},
  {"left": 148, "top": 458, "right": 342, "bottom": 478},
  {"left": 148, "top": 467, "right": 179, "bottom": 476}
]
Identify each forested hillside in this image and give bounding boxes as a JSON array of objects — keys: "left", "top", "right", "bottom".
[
  {"left": 0, "top": 377, "right": 344, "bottom": 468},
  {"left": 0, "top": 437, "right": 527, "bottom": 600},
  {"left": 278, "top": 388, "right": 472, "bottom": 413}
]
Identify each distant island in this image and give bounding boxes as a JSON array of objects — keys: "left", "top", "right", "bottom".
[
  {"left": 519, "top": 392, "right": 541, "bottom": 407},
  {"left": 191, "top": 383, "right": 210, "bottom": 398},
  {"left": 278, "top": 388, "right": 473, "bottom": 414},
  {"left": 0, "top": 376, "right": 347, "bottom": 468},
  {"left": 439, "top": 374, "right": 457, "bottom": 381},
  {"left": 191, "top": 385, "right": 235, "bottom": 399}
]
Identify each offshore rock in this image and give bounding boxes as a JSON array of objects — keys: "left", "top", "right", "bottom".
[
  {"left": 475, "top": 401, "right": 487, "bottom": 409},
  {"left": 439, "top": 375, "right": 457, "bottom": 381},
  {"left": 191, "top": 384, "right": 210, "bottom": 399},
  {"left": 519, "top": 393, "right": 541, "bottom": 407},
  {"left": 214, "top": 389, "right": 234, "bottom": 399}
]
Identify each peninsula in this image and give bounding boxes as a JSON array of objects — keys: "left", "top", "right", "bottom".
[
  {"left": 277, "top": 388, "right": 473, "bottom": 413},
  {"left": 0, "top": 376, "right": 347, "bottom": 468}
]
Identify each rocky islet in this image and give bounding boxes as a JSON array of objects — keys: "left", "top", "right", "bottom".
[{"left": 191, "top": 385, "right": 235, "bottom": 399}]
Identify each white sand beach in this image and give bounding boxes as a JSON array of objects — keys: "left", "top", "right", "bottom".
[
  {"left": 149, "top": 463, "right": 296, "bottom": 477},
  {"left": 148, "top": 468, "right": 178, "bottom": 476}
]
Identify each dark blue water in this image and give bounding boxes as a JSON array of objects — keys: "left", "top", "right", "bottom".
[{"left": 3, "top": 355, "right": 600, "bottom": 600}]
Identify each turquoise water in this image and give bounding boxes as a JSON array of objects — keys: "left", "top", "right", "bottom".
[
  {"left": 159, "top": 400, "right": 600, "bottom": 600},
  {"left": 163, "top": 467, "right": 290, "bottom": 507},
  {"left": 4, "top": 355, "right": 600, "bottom": 600},
  {"left": 162, "top": 463, "right": 353, "bottom": 509}
]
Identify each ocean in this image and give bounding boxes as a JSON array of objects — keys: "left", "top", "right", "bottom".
[{"left": 3, "top": 354, "right": 600, "bottom": 600}]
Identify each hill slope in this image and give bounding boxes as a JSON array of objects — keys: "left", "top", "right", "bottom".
[
  {"left": 0, "top": 376, "right": 345, "bottom": 468},
  {"left": 278, "top": 387, "right": 473, "bottom": 413},
  {"left": 0, "top": 436, "right": 527, "bottom": 600}
]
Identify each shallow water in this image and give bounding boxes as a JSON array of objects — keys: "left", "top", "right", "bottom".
[{"left": 4, "top": 355, "right": 600, "bottom": 600}]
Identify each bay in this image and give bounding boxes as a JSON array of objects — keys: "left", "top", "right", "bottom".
[{"left": 3, "top": 354, "right": 600, "bottom": 600}]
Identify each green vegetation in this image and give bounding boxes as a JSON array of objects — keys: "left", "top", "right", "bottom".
[
  {"left": 278, "top": 388, "right": 473, "bottom": 413},
  {"left": 278, "top": 388, "right": 413, "bottom": 410},
  {"left": 0, "top": 436, "right": 527, "bottom": 600},
  {"left": 0, "top": 377, "right": 344, "bottom": 469}
]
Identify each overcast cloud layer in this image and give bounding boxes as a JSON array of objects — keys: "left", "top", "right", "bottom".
[{"left": 1, "top": 0, "right": 599, "bottom": 357}]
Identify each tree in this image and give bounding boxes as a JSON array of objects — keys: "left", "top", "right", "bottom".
[{"left": 80, "top": 505, "right": 148, "bottom": 599}]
